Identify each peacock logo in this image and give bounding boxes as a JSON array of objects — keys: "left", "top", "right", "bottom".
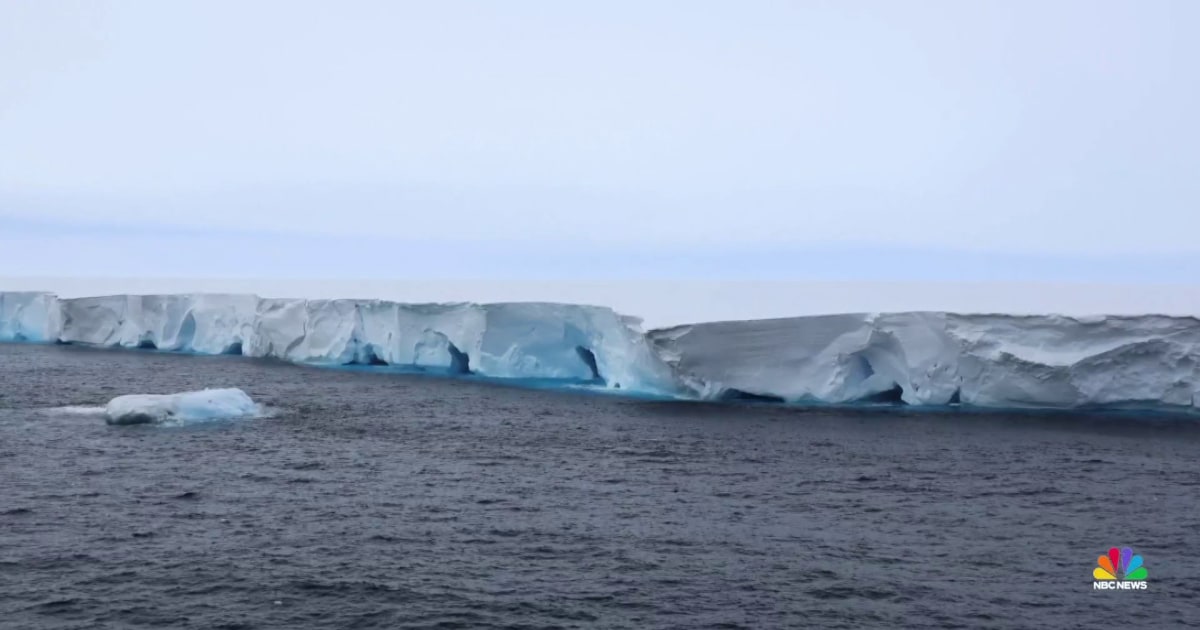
[{"left": 1093, "top": 547, "right": 1148, "bottom": 590}]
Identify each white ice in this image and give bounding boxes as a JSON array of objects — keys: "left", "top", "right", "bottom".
[
  {"left": 650, "top": 312, "right": 1200, "bottom": 410},
  {"left": 4, "top": 291, "right": 1199, "bottom": 412},
  {"left": 0, "top": 292, "right": 60, "bottom": 342},
  {"left": 31, "top": 293, "right": 678, "bottom": 395},
  {"left": 104, "top": 388, "right": 261, "bottom": 425}
]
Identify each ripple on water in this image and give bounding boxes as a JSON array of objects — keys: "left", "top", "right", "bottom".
[{"left": 0, "top": 343, "right": 1198, "bottom": 629}]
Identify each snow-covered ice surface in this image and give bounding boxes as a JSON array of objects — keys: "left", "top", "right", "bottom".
[
  {"left": 103, "top": 388, "right": 261, "bottom": 426},
  {"left": 3, "top": 292, "right": 1199, "bottom": 413},
  {"left": 650, "top": 313, "right": 1200, "bottom": 411}
]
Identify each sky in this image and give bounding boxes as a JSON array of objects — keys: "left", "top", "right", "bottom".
[{"left": 2, "top": 1, "right": 1198, "bottom": 292}]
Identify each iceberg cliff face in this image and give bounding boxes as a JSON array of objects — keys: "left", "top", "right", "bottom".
[
  {"left": 13, "top": 292, "right": 678, "bottom": 395},
  {"left": 3, "top": 291, "right": 1198, "bottom": 412},
  {"left": 59, "top": 294, "right": 258, "bottom": 354},
  {"left": 649, "top": 312, "right": 1200, "bottom": 410},
  {"left": 0, "top": 292, "right": 60, "bottom": 342}
]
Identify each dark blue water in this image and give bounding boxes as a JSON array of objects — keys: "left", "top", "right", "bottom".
[{"left": 1, "top": 343, "right": 1198, "bottom": 629}]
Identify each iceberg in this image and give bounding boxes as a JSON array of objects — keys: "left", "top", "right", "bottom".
[
  {"left": 13, "top": 292, "right": 679, "bottom": 395},
  {"left": 242, "top": 298, "right": 676, "bottom": 390},
  {"left": 2, "top": 291, "right": 1198, "bottom": 412},
  {"left": 59, "top": 294, "right": 258, "bottom": 354},
  {"left": 649, "top": 312, "right": 1200, "bottom": 410},
  {"left": 0, "top": 291, "right": 60, "bottom": 342},
  {"left": 104, "top": 388, "right": 261, "bottom": 425}
]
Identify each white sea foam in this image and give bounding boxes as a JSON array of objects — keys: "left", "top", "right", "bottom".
[{"left": 44, "top": 405, "right": 106, "bottom": 416}]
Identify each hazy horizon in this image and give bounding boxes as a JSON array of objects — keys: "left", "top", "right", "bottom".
[{"left": 3, "top": 1, "right": 1198, "bottom": 285}]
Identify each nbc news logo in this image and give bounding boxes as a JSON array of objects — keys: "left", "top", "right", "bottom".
[{"left": 1093, "top": 547, "right": 1148, "bottom": 591}]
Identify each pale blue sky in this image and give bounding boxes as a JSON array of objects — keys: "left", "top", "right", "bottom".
[{"left": 2, "top": 0, "right": 1198, "bottom": 281}]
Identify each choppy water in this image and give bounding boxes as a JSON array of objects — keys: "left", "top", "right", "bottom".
[{"left": 1, "top": 343, "right": 1198, "bottom": 629}]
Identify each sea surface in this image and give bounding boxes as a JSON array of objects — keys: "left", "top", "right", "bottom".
[{"left": 1, "top": 343, "right": 1198, "bottom": 629}]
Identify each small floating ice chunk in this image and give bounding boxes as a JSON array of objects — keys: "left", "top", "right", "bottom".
[{"left": 104, "top": 388, "right": 260, "bottom": 425}]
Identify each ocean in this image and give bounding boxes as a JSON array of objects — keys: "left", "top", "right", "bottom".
[{"left": 1, "top": 343, "right": 1197, "bottom": 629}]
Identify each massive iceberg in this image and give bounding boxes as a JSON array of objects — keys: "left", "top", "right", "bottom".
[
  {"left": 58, "top": 294, "right": 259, "bottom": 354},
  {"left": 8, "top": 292, "right": 678, "bottom": 395},
  {"left": 2, "top": 291, "right": 1198, "bottom": 413},
  {"left": 649, "top": 313, "right": 1200, "bottom": 410},
  {"left": 0, "top": 292, "right": 60, "bottom": 342}
]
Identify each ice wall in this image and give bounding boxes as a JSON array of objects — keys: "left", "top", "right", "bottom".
[
  {"left": 649, "top": 312, "right": 1200, "bottom": 410},
  {"left": 7, "top": 292, "right": 678, "bottom": 395},
  {"left": 59, "top": 294, "right": 258, "bottom": 354},
  {"left": 4, "top": 291, "right": 1198, "bottom": 411},
  {"left": 0, "top": 292, "right": 60, "bottom": 342}
]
